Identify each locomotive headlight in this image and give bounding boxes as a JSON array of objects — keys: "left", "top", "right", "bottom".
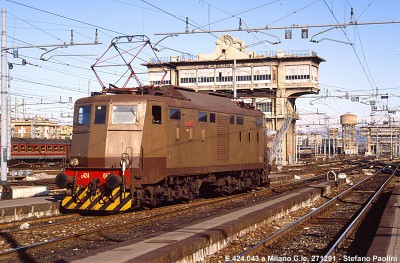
[{"left": 69, "top": 158, "right": 79, "bottom": 167}]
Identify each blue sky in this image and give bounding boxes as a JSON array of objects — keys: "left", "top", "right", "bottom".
[{"left": 2, "top": 0, "right": 399, "bottom": 129}]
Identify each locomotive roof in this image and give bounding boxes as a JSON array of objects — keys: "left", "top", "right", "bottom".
[{"left": 76, "top": 86, "right": 262, "bottom": 117}]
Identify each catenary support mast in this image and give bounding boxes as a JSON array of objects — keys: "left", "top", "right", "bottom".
[{"left": 1, "top": 8, "right": 7, "bottom": 184}]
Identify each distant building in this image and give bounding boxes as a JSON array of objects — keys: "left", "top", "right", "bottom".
[
  {"left": 145, "top": 35, "right": 325, "bottom": 165},
  {"left": 11, "top": 116, "right": 72, "bottom": 139},
  {"left": 296, "top": 128, "right": 342, "bottom": 159},
  {"left": 361, "top": 124, "right": 400, "bottom": 157}
]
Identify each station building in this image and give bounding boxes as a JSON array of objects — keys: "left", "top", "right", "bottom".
[{"left": 145, "top": 35, "right": 325, "bottom": 165}]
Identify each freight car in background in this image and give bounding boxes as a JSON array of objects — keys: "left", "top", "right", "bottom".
[
  {"left": 55, "top": 85, "right": 270, "bottom": 212},
  {"left": 10, "top": 138, "right": 71, "bottom": 162}
]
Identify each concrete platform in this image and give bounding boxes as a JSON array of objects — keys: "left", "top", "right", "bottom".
[
  {"left": 2, "top": 185, "right": 49, "bottom": 199},
  {"left": 268, "top": 173, "right": 296, "bottom": 182},
  {"left": 0, "top": 194, "right": 62, "bottom": 223},
  {"left": 268, "top": 172, "right": 318, "bottom": 183},
  {"left": 67, "top": 181, "right": 338, "bottom": 263},
  {"left": 366, "top": 186, "right": 400, "bottom": 262}
]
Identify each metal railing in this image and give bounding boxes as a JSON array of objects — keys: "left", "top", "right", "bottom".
[
  {"left": 268, "top": 113, "right": 294, "bottom": 165},
  {"left": 148, "top": 50, "right": 318, "bottom": 63}
]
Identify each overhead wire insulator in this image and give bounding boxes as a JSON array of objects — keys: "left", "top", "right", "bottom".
[
  {"left": 350, "top": 7, "right": 354, "bottom": 24},
  {"left": 70, "top": 30, "right": 74, "bottom": 45},
  {"left": 95, "top": 29, "right": 98, "bottom": 44}
]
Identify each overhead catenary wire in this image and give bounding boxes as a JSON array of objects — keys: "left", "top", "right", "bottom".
[
  {"left": 322, "top": 0, "right": 377, "bottom": 96},
  {"left": 137, "top": 0, "right": 399, "bottom": 127},
  {"left": 147, "top": 0, "right": 397, "bottom": 117},
  {"left": 3, "top": 0, "right": 377, "bottom": 94},
  {"left": 6, "top": 0, "right": 126, "bottom": 36},
  {"left": 8, "top": 11, "right": 65, "bottom": 44},
  {"left": 145, "top": 0, "right": 397, "bottom": 106},
  {"left": 196, "top": 0, "right": 281, "bottom": 30},
  {"left": 3, "top": 1, "right": 400, "bottom": 126},
  {"left": 6, "top": 7, "right": 166, "bottom": 87}
]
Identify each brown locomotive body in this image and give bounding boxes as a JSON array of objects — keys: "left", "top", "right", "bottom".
[{"left": 56, "top": 86, "right": 269, "bottom": 211}]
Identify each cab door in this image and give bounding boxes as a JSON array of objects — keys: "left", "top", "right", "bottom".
[
  {"left": 71, "top": 104, "right": 92, "bottom": 166},
  {"left": 88, "top": 104, "right": 108, "bottom": 167}
]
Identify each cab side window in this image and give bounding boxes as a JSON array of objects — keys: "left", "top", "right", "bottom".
[{"left": 152, "top": 105, "right": 162, "bottom": 124}]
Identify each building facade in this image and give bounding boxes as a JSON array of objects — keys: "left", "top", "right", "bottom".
[
  {"left": 145, "top": 35, "right": 325, "bottom": 165},
  {"left": 361, "top": 125, "right": 400, "bottom": 157},
  {"left": 11, "top": 116, "right": 72, "bottom": 139}
]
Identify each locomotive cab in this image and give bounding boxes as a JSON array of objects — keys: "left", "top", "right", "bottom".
[
  {"left": 57, "top": 94, "right": 147, "bottom": 211},
  {"left": 72, "top": 98, "right": 144, "bottom": 168}
]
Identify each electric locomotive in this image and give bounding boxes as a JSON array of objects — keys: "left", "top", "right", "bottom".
[{"left": 55, "top": 85, "right": 269, "bottom": 212}]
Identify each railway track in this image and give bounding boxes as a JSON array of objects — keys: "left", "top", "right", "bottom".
[
  {"left": 269, "top": 158, "right": 375, "bottom": 193},
  {"left": 230, "top": 162, "right": 398, "bottom": 262},
  {"left": 0, "top": 166, "right": 346, "bottom": 262},
  {"left": 0, "top": 187, "right": 286, "bottom": 262},
  {"left": 0, "top": 158, "right": 371, "bottom": 262}
]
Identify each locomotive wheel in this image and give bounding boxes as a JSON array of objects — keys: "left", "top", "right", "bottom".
[
  {"left": 181, "top": 177, "right": 201, "bottom": 201},
  {"left": 138, "top": 170, "right": 264, "bottom": 208},
  {"left": 142, "top": 186, "right": 159, "bottom": 208}
]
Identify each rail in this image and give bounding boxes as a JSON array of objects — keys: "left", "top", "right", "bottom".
[
  {"left": 231, "top": 161, "right": 396, "bottom": 262},
  {"left": 0, "top": 188, "right": 276, "bottom": 261},
  {"left": 0, "top": 168, "right": 336, "bottom": 262},
  {"left": 321, "top": 164, "right": 398, "bottom": 262}
]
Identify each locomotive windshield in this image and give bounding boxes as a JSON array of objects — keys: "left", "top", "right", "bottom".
[{"left": 112, "top": 105, "right": 138, "bottom": 124}]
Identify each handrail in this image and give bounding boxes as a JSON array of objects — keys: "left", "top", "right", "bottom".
[{"left": 268, "top": 114, "right": 293, "bottom": 164}]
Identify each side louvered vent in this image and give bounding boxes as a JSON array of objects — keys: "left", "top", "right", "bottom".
[{"left": 217, "top": 115, "right": 229, "bottom": 160}]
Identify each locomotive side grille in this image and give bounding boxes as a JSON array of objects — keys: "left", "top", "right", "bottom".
[{"left": 217, "top": 115, "right": 229, "bottom": 160}]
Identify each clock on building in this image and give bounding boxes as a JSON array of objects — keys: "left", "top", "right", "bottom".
[{"left": 220, "top": 36, "right": 233, "bottom": 51}]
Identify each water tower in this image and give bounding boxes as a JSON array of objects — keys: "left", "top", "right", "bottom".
[{"left": 340, "top": 113, "right": 357, "bottom": 155}]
